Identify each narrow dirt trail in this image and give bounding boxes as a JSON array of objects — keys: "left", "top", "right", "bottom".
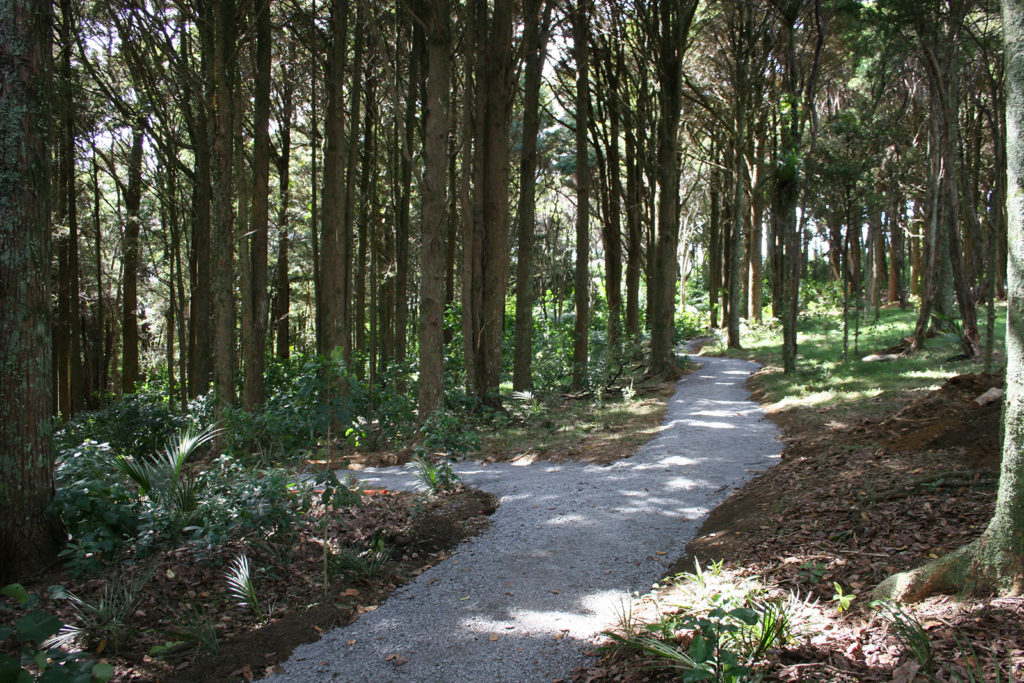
[{"left": 269, "top": 356, "right": 781, "bottom": 682}]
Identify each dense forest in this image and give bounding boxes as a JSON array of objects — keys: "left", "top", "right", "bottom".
[
  {"left": 18, "top": 0, "right": 1008, "bottom": 423},
  {"left": 3, "top": 0, "right": 1023, "bottom": 669}
]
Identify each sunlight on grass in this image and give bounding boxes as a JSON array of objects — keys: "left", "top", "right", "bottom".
[{"left": 706, "top": 305, "right": 1007, "bottom": 420}]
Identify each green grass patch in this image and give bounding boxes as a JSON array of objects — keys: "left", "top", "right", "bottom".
[{"left": 706, "top": 306, "right": 1006, "bottom": 426}]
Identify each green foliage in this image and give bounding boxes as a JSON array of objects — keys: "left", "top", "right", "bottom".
[
  {"left": 54, "top": 428, "right": 313, "bottom": 571},
  {"left": 416, "top": 410, "right": 478, "bottom": 460},
  {"left": 49, "top": 569, "right": 152, "bottom": 654},
  {"left": 110, "top": 425, "right": 219, "bottom": 527},
  {"left": 161, "top": 601, "right": 219, "bottom": 655},
  {"left": 52, "top": 441, "right": 141, "bottom": 574},
  {"left": 409, "top": 453, "right": 461, "bottom": 495},
  {"left": 0, "top": 584, "right": 113, "bottom": 683},
  {"left": 328, "top": 530, "right": 393, "bottom": 580},
  {"left": 675, "top": 309, "right": 708, "bottom": 343},
  {"left": 829, "top": 583, "right": 856, "bottom": 613},
  {"left": 224, "top": 555, "right": 265, "bottom": 624},
  {"left": 56, "top": 391, "right": 192, "bottom": 462},
  {"left": 603, "top": 564, "right": 798, "bottom": 682}
]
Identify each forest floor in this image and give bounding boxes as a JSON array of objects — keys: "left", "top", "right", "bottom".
[
  {"left": 573, "top": 344, "right": 1024, "bottom": 681},
  {"left": 9, "top": 321, "right": 1024, "bottom": 681},
  {"left": 3, "top": 374, "right": 681, "bottom": 682}
]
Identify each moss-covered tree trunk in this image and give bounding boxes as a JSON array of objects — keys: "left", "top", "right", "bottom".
[
  {"left": 0, "top": 0, "right": 64, "bottom": 584},
  {"left": 874, "top": 0, "right": 1024, "bottom": 601}
]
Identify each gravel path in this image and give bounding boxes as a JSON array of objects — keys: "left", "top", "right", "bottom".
[{"left": 269, "top": 355, "right": 781, "bottom": 682}]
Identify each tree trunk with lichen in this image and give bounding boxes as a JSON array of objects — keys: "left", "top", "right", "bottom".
[{"left": 874, "top": 0, "right": 1024, "bottom": 601}]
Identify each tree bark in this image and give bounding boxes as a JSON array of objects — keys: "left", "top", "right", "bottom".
[
  {"left": 320, "top": 0, "right": 351, "bottom": 378},
  {"left": 243, "top": 0, "right": 272, "bottom": 410},
  {"left": 122, "top": 123, "right": 145, "bottom": 393},
  {"left": 647, "top": 0, "right": 699, "bottom": 376},
  {"left": 415, "top": 0, "right": 450, "bottom": 419},
  {"left": 211, "top": 0, "right": 237, "bottom": 430},
  {"left": 463, "top": 0, "right": 515, "bottom": 407},
  {"left": 0, "top": 0, "right": 63, "bottom": 583},
  {"left": 512, "top": 0, "right": 553, "bottom": 392}
]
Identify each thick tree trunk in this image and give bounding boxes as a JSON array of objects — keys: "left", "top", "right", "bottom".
[
  {"left": 243, "top": 0, "right": 272, "bottom": 410},
  {"left": 648, "top": 0, "right": 698, "bottom": 376},
  {"left": 416, "top": 0, "right": 450, "bottom": 419},
  {"left": 320, "top": 0, "right": 351, "bottom": 376},
  {"left": 211, "top": 0, "right": 237, "bottom": 430},
  {"left": 463, "top": 0, "right": 514, "bottom": 407},
  {"left": 0, "top": 0, "right": 63, "bottom": 583}
]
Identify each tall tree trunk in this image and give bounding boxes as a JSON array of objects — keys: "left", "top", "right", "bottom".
[
  {"left": 122, "top": 122, "right": 144, "bottom": 393},
  {"left": 463, "top": 0, "right": 514, "bottom": 407},
  {"left": 416, "top": 0, "right": 450, "bottom": 418},
  {"left": 320, "top": 0, "right": 351, "bottom": 378},
  {"left": 647, "top": 0, "right": 698, "bottom": 376},
  {"left": 512, "top": 0, "right": 553, "bottom": 392},
  {"left": 624, "top": 127, "right": 643, "bottom": 338},
  {"left": 211, "top": 0, "right": 237, "bottom": 430},
  {"left": 708, "top": 149, "right": 722, "bottom": 329},
  {"left": 189, "top": 7, "right": 215, "bottom": 398},
  {"left": 274, "top": 57, "right": 294, "bottom": 360},
  {"left": 243, "top": 0, "right": 272, "bottom": 410},
  {"left": 395, "top": 18, "right": 421, "bottom": 368},
  {"left": 571, "top": 0, "right": 591, "bottom": 390},
  {"left": 0, "top": 0, "right": 63, "bottom": 583}
]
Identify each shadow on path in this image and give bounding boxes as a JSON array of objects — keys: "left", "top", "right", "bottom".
[{"left": 270, "top": 356, "right": 781, "bottom": 682}]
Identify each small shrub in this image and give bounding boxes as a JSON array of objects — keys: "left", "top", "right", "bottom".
[
  {"left": 409, "top": 453, "right": 461, "bottom": 495},
  {"left": 0, "top": 584, "right": 114, "bottom": 682}
]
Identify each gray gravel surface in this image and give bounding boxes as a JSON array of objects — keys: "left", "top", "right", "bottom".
[{"left": 269, "top": 355, "right": 781, "bottom": 682}]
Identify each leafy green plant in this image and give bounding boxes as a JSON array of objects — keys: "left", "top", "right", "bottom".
[
  {"left": 162, "top": 601, "right": 219, "bottom": 655},
  {"left": 51, "top": 440, "right": 141, "bottom": 574},
  {"left": 606, "top": 599, "right": 780, "bottom": 682},
  {"left": 111, "top": 425, "right": 219, "bottom": 519},
  {"left": 416, "top": 410, "right": 479, "bottom": 460},
  {"left": 225, "top": 554, "right": 265, "bottom": 624},
  {"left": 48, "top": 568, "right": 151, "bottom": 654},
  {"left": 830, "top": 583, "right": 855, "bottom": 613},
  {"left": 409, "top": 453, "right": 461, "bottom": 495},
  {"left": 797, "top": 560, "right": 827, "bottom": 585},
  {"left": 0, "top": 584, "right": 114, "bottom": 682},
  {"left": 329, "top": 531, "right": 393, "bottom": 579}
]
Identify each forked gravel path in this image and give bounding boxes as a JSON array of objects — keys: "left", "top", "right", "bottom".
[{"left": 269, "top": 355, "right": 781, "bottom": 682}]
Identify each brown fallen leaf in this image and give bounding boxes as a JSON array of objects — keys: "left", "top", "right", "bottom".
[
  {"left": 341, "top": 588, "right": 360, "bottom": 597},
  {"left": 385, "top": 654, "right": 408, "bottom": 666}
]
